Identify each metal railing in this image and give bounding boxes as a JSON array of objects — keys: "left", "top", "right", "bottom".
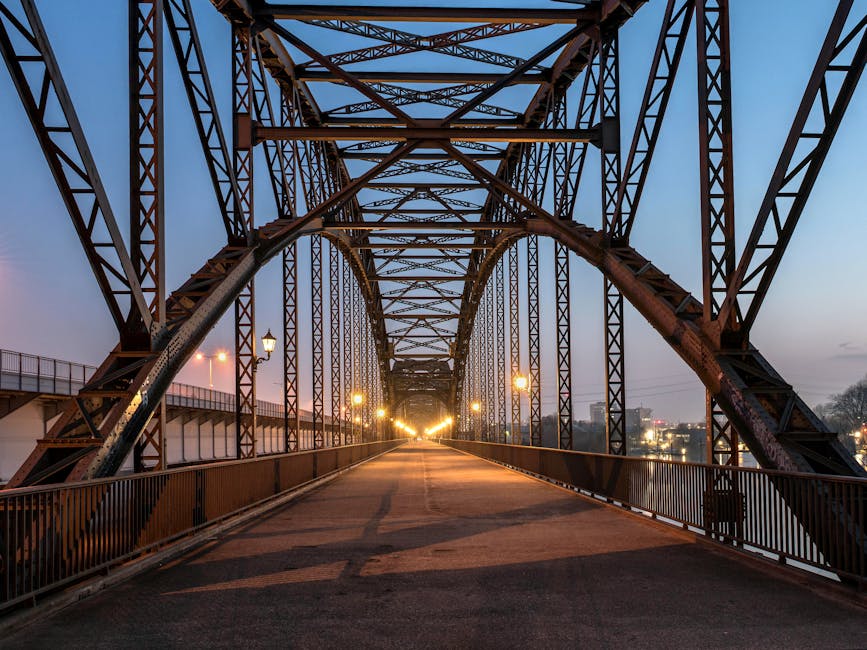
[
  {"left": 0, "top": 350, "right": 94, "bottom": 397},
  {"left": 0, "top": 440, "right": 403, "bottom": 612},
  {"left": 0, "top": 349, "right": 307, "bottom": 420},
  {"left": 441, "top": 440, "right": 866, "bottom": 586}
]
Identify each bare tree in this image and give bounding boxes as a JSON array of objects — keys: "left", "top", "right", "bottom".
[{"left": 818, "top": 375, "right": 867, "bottom": 434}]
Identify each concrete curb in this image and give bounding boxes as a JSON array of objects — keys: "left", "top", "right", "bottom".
[{"left": 0, "top": 445, "right": 401, "bottom": 635}]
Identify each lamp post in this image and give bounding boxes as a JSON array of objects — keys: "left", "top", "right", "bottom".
[
  {"left": 375, "top": 407, "right": 386, "bottom": 441},
  {"left": 470, "top": 400, "right": 481, "bottom": 440},
  {"left": 195, "top": 350, "right": 228, "bottom": 389},
  {"left": 512, "top": 373, "right": 530, "bottom": 445},
  {"left": 253, "top": 329, "right": 277, "bottom": 370},
  {"left": 351, "top": 391, "right": 364, "bottom": 440}
]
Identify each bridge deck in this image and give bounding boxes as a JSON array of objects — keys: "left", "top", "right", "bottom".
[{"left": 5, "top": 442, "right": 866, "bottom": 648}]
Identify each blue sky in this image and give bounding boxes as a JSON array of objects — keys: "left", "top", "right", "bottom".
[{"left": 0, "top": 0, "right": 865, "bottom": 422}]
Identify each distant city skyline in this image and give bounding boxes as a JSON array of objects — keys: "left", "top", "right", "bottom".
[{"left": 1, "top": 1, "right": 865, "bottom": 424}]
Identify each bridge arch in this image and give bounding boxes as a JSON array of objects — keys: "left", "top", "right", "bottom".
[{"left": 450, "top": 218, "right": 863, "bottom": 478}]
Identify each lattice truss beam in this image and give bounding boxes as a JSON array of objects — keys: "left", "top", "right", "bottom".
[{"left": 0, "top": 0, "right": 864, "bottom": 492}]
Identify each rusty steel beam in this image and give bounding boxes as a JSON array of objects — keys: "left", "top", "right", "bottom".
[
  {"left": 255, "top": 126, "right": 597, "bottom": 143},
  {"left": 130, "top": 0, "right": 165, "bottom": 470},
  {"left": 165, "top": 0, "right": 245, "bottom": 239},
  {"left": 260, "top": 4, "right": 598, "bottom": 24},
  {"left": 719, "top": 2, "right": 866, "bottom": 334},
  {"left": 232, "top": 23, "right": 257, "bottom": 460},
  {"left": 283, "top": 241, "right": 299, "bottom": 452},
  {"left": 697, "top": 0, "right": 738, "bottom": 466},
  {"left": 298, "top": 70, "right": 547, "bottom": 84},
  {"left": 0, "top": 0, "right": 151, "bottom": 339}
]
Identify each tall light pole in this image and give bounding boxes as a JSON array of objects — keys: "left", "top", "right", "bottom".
[
  {"left": 253, "top": 329, "right": 277, "bottom": 370},
  {"left": 195, "top": 350, "right": 228, "bottom": 389},
  {"left": 470, "top": 400, "right": 481, "bottom": 441},
  {"left": 351, "top": 391, "right": 364, "bottom": 441},
  {"left": 375, "top": 407, "right": 386, "bottom": 441},
  {"left": 513, "top": 374, "right": 530, "bottom": 445}
]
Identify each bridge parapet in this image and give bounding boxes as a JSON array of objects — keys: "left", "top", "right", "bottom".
[
  {"left": 441, "top": 439, "right": 867, "bottom": 589},
  {"left": 0, "top": 440, "right": 404, "bottom": 613}
]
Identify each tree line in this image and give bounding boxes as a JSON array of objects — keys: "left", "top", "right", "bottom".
[{"left": 814, "top": 374, "right": 867, "bottom": 441}]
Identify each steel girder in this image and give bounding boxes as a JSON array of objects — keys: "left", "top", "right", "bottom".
[
  {"left": 697, "top": 0, "right": 738, "bottom": 466},
  {"left": 130, "top": 0, "right": 166, "bottom": 471},
  {"left": 600, "top": 31, "right": 627, "bottom": 456},
  {"left": 4, "top": 0, "right": 865, "bottom": 496},
  {"left": 718, "top": 2, "right": 866, "bottom": 335},
  {"left": 508, "top": 246, "right": 521, "bottom": 444},
  {"left": 232, "top": 23, "right": 257, "bottom": 459},
  {"left": 283, "top": 241, "right": 299, "bottom": 452},
  {"left": 310, "top": 234, "right": 324, "bottom": 449},
  {"left": 164, "top": 0, "right": 245, "bottom": 239},
  {"left": 0, "top": 0, "right": 152, "bottom": 339}
]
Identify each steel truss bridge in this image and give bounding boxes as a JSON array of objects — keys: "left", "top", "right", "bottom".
[{"left": 0, "top": 0, "right": 866, "bottom": 611}]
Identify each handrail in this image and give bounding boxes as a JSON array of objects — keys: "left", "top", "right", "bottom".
[
  {"left": 0, "top": 440, "right": 403, "bottom": 612},
  {"left": 0, "top": 348, "right": 337, "bottom": 420},
  {"left": 441, "top": 439, "right": 867, "bottom": 587}
]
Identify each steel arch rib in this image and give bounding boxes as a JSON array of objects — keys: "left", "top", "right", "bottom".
[
  {"left": 12, "top": 209, "right": 859, "bottom": 484},
  {"left": 451, "top": 219, "right": 864, "bottom": 478}
]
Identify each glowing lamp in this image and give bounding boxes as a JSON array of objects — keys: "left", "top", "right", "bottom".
[{"left": 261, "top": 329, "right": 277, "bottom": 357}]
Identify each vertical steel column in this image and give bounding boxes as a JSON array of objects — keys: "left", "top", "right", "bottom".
[
  {"left": 496, "top": 259, "right": 507, "bottom": 443},
  {"left": 527, "top": 236, "right": 542, "bottom": 446},
  {"left": 342, "top": 257, "right": 353, "bottom": 443},
  {"left": 130, "top": 0, "right": 165, "bottom": 471},
  {"left": 474, "top": 322, "right": 482, "bottom": 441},
  {"left": 352, "top": 281, "right": 362, "bottom": 442},
  {"left": 600, "top": 30, "right": 627, "bottom": 456},
  {"left": 329, "top": 241, "right": 342, "bottom": 447},
  {"left": 232, "top": 23, "right": 256, "bottom": 459},
  {"left": 280, "top": 84, "right": 299, "bottom": 454},
  {"left": 364, "top": 324, "right": 376, "bottom": 440},
  {"left": 311, "top": 234, "right": 324, "bottom": 449},
  {"left": 697, "top": 0, "right": 738, "bottom": 466},
  {"left": 283, "top": 241, "right": 299, "bottom": 452},
  {"left": 554, "top": 243, "right": 573, "bottom": 450},
  {"left": 278, "top": 85, "right": 297, "bottom": 219},
  {"left": 552, "top": 97, "right": 574, "bottom": 451},
  {"left": 508, "top": 245, "right": 521, "bottom": 444},
  {"left": 128, "top": 0, "right": 164, "bottom": 332},
  {"left": 485, "top": 286, "right": 494, "bottom": 442},
  {"left": 359, "top": 301, "right": 367, "bottom": 443}
]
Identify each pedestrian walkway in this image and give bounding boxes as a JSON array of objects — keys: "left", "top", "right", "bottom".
[{"left": 3, "top": 441, "right": 865, "bottom": 648}]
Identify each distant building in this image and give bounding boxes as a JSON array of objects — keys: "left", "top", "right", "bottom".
[
  {"left": 590, "top": 401, "right": 606, "bottom": 427},
  {"left": 626, "top": 407, "right": 652, "bottom": 434}
]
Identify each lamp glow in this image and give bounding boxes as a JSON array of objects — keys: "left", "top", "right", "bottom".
[{"left": 261, "top": 329, "right": 277, "bottom": 356}]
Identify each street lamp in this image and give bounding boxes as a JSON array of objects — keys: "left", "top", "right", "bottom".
[
  {"left": 195, "top": 350, "right": 228, "bottom": 388},
  {"left": 470, "top": 401, "right": 481, "bottom": 412},
  {"left": 352, "top": 392, "right": 364, "bottom": 406},
  {"left": 254, "top": 329, "right": 277, "bottom": 370},
  {"left": 374, "top": 408, "right": 386, "bottom": 441},
  {"left": 511, "top": 374, "right": 531, "bottom": 444}
]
